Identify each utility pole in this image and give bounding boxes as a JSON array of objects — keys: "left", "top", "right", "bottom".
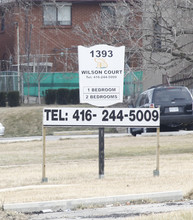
[{"left": 16, "top": 22, "right": 20, "bottom": 94}]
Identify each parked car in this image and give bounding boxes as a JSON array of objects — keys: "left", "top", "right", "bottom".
[
  {"left": 0, "top": 123, "right": 5, "bottom": 136},
  {"left": 130, "top": 86, "right": 193, "bottom": 136}
]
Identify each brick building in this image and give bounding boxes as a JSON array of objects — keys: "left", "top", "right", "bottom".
[
  {"left": 0, "top": 0, "right": 105, "bottom": 72},
  {"left": 0, "top": 0, "right": 142, "bottom": 72},
  {"left": 0, "top": 0, "right": 144, "bottom": 100}
]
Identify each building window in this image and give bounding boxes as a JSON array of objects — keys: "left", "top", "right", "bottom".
[
  {"left": 43, "top": 3, "right": 71, "bottom": 26},
  {"left": 101, "top": 3, "right": 129, "bottom": 27}
]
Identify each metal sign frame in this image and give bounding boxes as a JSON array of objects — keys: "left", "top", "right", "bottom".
[{"left": 42, "top": 107, "right": 160, "bottom": 182}]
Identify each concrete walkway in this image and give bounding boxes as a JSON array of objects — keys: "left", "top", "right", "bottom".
[{"left": 4, "top": 191, "right": 183, "bottom": 212}]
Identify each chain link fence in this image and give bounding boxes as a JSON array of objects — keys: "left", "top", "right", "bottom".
[
  {"left": 0, "top": 71, "right": 143, "bottom": 100},
  {"left": 0, "top": 71, "right": 18, "bottom": 92}
]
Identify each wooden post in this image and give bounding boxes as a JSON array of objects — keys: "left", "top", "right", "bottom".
[
  {"left": 153, "top": 127, "right": 160, "bottom": 176},
  {"left": 99, "top": 127, "right": 104, "bottom": 179},
  {"left": 42, "top": 126, "right": 48, "bottom": 182}
]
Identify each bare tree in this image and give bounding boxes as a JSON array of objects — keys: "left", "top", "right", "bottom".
[
  {"left": 143, "top": 0, "right": 193, "bottom": 79},
  {"left": 73, "top": 0, "right": 143, "bottom": 71},
  {"left": 1, "top": 0, "right": 193, "bottom": 98},
  {"left": 73, "top": 0, "right": 193, "bottom": 86}
]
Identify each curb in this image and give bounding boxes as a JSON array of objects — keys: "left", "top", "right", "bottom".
[
  {"left": 0, "top": 133, "right": 129, "bottom": 143},
  {"left": 4, "top": 191, "right": 183, "bottom": 213},
  {"left": 0, "top": 137, "right": 41, "bottom": 143},
  {"left": 53, "top": 130, "right": 99, "bottom": 136}
]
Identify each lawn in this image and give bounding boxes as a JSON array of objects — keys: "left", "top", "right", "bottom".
[
  {"left": 0, "top": 135, "right": 193, "bottom": 204},
  {"left": 1, "top": 106, "right": 193, "bottom": 219}
]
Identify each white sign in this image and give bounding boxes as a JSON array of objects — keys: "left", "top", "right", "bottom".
[
  {"left": 43, "top": 108, "right": 160, "bottom": 127},
  {"left": 78, "top": 44, "right": 125, "bottom": 107}
]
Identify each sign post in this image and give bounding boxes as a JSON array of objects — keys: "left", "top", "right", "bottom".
[
  {"left": 41, "top": 44, "right": 161, "bottom": 181},
  {"left": 42, "top": 107, "right": 160, "bottom": 181},
  {"left": 78, "top": 44, "right": 125, "bottom": 178},
  {"left": 99, "top": 127, "right": 105, "bottom": 179},
  {"left": 153, "top": 127, "right": 160, "bottom": 176},
  {"left": 42, "top": 126, "right": 48, "bottom": 182}
]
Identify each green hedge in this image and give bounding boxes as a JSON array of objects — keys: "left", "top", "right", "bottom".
[
  {"left": 45, "top": 89, "right": 57, "bottom": 105},
  {"left": 0, "top": 92, "right": 6, "bottom": 107},
  {"left": 7, "top": 91, "right": 20, "bottom": 107},
  {"left": 69, "top": 89, "right": 79, "bottom": 104},
  {"left": 45, "top": 89, "right": 79, "bottom": 105},
  {"left": 56, "top": 89, "right": 70, "bottom": 105}
]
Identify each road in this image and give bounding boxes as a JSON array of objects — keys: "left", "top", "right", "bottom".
[
  {"left": 0, "top": 130, "right": 193, "bottom": 143},
  {"left": 28, "top": 200, "right": 193, "bottom": 220},
  {"left": 0, "top": 133, "right": 128, "bottom": 143}
]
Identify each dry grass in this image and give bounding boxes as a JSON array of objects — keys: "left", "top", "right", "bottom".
[
  {"left": 1, "top": 106, "right": 193, "bottom": 219},
  {"left": 0, "top": 106, "right": 43, "bottom": 137},
  {"left": 0, "top": 135, "right": 193, "bottom": 205}
]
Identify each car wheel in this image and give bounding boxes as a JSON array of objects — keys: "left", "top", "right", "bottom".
[
  {"left": 130, "top": 128, "right": 144, "bottom": 136},
  {"left": 130, "top": 128, "right": 137, "bottom": 136}
]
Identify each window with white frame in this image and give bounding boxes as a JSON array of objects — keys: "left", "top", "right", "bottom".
[{"left": 43, "top": 3, "right": 71, "bottom": 26}]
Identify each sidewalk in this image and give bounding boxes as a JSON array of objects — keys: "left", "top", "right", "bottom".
[{"left": 4, "top": 191, "right": 183, "bottom": 212}]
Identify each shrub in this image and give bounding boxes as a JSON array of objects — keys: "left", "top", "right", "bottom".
[
  {"left": 45, "top": 89, "right": 57, "bottom": 105},
  {"left": 69, "top": 89, "right": 79, "bottom": 104},
  {"left": 56, "top": 89, "right": 70, "bottom": 105},
  {"left": 7, "top": 91, "right": 20, "bottom": 107},
  {"left": 0, "top": 92, "right": 6, "bottom": 107}
]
